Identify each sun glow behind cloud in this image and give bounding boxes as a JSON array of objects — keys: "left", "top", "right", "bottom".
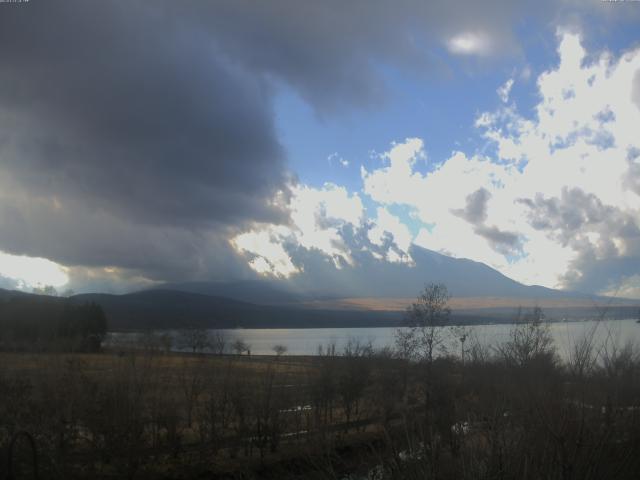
[
  {"left": 0, "top": 251, "right": 69, "bottom": 289},
  {"left": 447, "top": 31, "right": 493, "bottom": 56}
]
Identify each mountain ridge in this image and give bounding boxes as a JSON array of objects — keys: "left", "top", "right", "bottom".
[{"left": 159, "top": 246, "right": 594, "bottom": 304}]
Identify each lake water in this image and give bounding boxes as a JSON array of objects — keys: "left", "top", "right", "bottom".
[{"left": 110, "top": 318, "right": 640, "bottom": 361}]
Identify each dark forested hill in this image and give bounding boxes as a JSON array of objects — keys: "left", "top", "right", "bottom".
[
  {"left": 2, "top": 283, "right": 638, "bottom": 333},
  {"left": 70, "top": 289, "right": 403, "bottom": 330},
  {"left": 0, "top": 291, "right": 107, "bottom": 351}
]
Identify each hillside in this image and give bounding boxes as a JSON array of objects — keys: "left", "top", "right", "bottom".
[
  {"left": 70, "top": 289, "right": 403, "bottom": 330},
  {"left": 162, "top": 246, "right": 608, "bottom": 305}
]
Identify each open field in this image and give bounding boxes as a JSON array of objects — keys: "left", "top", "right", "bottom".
[
  {"left": 5, "top": 319, "right": 640, "bottom": 479},
  {"left": 298, "top": 296, "right": 640, "bottom": 320},
  {"left": 1, "top": 348, "right": 395, "bottom": 479}
]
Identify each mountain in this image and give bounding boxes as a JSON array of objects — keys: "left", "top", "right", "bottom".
[
  {"left": 161, "top": 246, "right": 589, "bottom": 304},
  {"left": 70, "top": 289, "right": 403, "bottom": 330},
  {"left": 2, "top": 285, "right": 638, "bottom": 332},
  {"left": 0, "top": 288, "right": 31, "bottom": 300},
  {"left": 342, "top": 246, "right": 561, "bottom": 298},
  {"left": 159, "top": 280, "right": 306, "bottom": 305},
  {"left": 70, "top": 287, "right": 640, "bottom": 330},
  {"left": 2, "top": 245, "right": 638, "bottom": 332}
]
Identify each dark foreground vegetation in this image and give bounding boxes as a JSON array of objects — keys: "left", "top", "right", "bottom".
[
  {"left": 2, "top": 322, "right": 640, "bottom": 478},
  {"left": 0, "top": 296, "right": 107, "bottom": 353},
  {"left": 2, "top": 284, "right": 640, "bottom": 479}
]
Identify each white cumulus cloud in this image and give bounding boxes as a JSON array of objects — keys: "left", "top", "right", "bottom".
[{"left": 231, "top": 31, "right": 640, "bottom": 295}]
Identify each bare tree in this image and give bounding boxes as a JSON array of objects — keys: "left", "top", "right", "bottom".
[
  {"left": 498, "top": 306, "right": 555, "bottom": 367},
  {"left": 177, "top": 357, "right": 206, "bottom": 428},
  {"left": 209, "top": 331, "right": 227, "bottom": 355},
  {"left": 177, "top": 327, "right": 211, "bottom": 354},
  {"left": 272, "top": 344, "right": 287, "bottom": 357},
  {"left": 397, "top": 283, "right": 451, "bottom": 364},
  {"left": 452, "top": 324, "right": 470, "bottom": 365},
  {"left": 338, "top": 338, "right": 373, "bottom": 428},
  {"left": 231, "top": 338, "right": 249, "bottom": 355},
  {"left": 567, "top": 322, "right": 599, "bottom": 379}
]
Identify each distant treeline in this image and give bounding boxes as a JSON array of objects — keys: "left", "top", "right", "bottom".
[{"left": 0, "top": 295, "right": 107, "bottom": 352}]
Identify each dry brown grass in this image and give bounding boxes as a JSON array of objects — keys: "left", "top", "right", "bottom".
[
  {"left": 0, "top": 350, "right": 314, "bottom": 386},
  {"left": 297, "top": 295, "right": 640, "bottom": 311}
]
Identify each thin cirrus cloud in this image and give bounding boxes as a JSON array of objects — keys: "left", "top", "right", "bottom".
[{"left": 232, "top": 31, "right": 640, "bottom": 296}]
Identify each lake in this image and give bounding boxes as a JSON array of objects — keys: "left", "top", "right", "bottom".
[{"left": 109, "top": 318, "right": 640, "bottom": 361}]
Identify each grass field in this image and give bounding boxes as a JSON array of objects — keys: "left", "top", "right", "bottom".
[{"left": 5, "top": 325, "right": 640, "bottom": 479}]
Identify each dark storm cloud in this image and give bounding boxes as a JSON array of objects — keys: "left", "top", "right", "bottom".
[
  {"left": 173, "top": 0, "right": 565, "bottom": 114},
  {"left": 0, "top": 190, "right": 254, "bottom": 280},
  {"left": 0, "top": 0, "right": 292, "bottom": 285},
  {"left": 0, "top": 0, "right": 613, "bottom": 289},
  {"left": 0, "top": 0, "right": 286, "bottom": 228},
  {"left": 165, "top": 0, "right": 640, "bottom": 114}
]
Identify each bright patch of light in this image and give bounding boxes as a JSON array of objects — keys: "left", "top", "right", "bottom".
[
  {"left": 447, "top": 31, "right": 492, "bottom": 56},
  {"left": 0, "top": 251, "right": 69, "bottom": 289},
  {"left": 368, "top": 207, "right": 414, "bottom": 263},
  {"left": 231, "top": 183, "right": 366, "bottom": 277},
  {"left": 231, "top": 227, "right": 300, "bottom": 278},
  {"left": 289, "top": 183, "right": 364, "bottom": 266}
]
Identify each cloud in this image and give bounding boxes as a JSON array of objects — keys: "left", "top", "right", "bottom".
[
  {"left": 474, "top": 225, "right": 522, "bottom": 256},
  {"left": 0, "top": 0, "right": 552, "bottom": 289},
  {"left": 363, "top": 142, "right": 523, "bottom": 269},
  {"left": 601, "top": 274, "right": 640, "bottom": 299},
  {"left": 453, "top": 188, "right": 491, "bottom": 224},
  {"left": 497, "top": 78, "right": 515, "bottom": 102},
  {"left": 0, "top": 2, "right": 286, "bottom": 227},
  {"left": 63, "top": 266, "right": 162, "bottom": 295},
  {"left": 361, "top": 138, "right": 427, "bottom": 207},
  {"left": 328, "top": 152, "right": 350, "bottom": 167},
  {"left": 232, "top": 227, "right": 301, "bottom": 278},
  {"left": 367, "top": 208, "right": 414, "bottom": 263},
  {"left": 232, "top": 31, "right": 640, "bottom": 296},
  {"left": 183, "top": 0, "right": 549, "bottom": 112},
  {"left": 475, "top": 31, "right": 640, "bottom": 291},
  {"left": 633, "top": 69, "right": 640, "bottom": 110},
  {"left": 231, "top": 183, "right": 366, "bottom": 277},
  {"left": 451, "top": 188, "right": 523, "bottom": 255},
  {"left": 2, "top": 2, "right": 639, "bottom": 295},
  {"left": 0, "top": 1, "right": 289, "bottom": 288},
  {"left": 0, "top": 276, "right": 21, "bottom": 291},
  {"left": 447, "top": 31, "right": 493, "bottom": 56}
]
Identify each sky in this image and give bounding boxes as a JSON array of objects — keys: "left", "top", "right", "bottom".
[{"left": 1, "top": 0, "right": 640, "bottom": 297}]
